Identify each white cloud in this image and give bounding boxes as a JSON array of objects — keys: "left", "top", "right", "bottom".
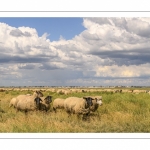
[
  {"left": 95, "top": 64, "right": 150, "bottom": 77},
  {"left": 1, "top": 18, "right": 150, "bottom": 86}
]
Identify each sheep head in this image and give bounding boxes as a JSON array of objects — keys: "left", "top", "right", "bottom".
[
  {"left": 44, "top": 96, "right": 52, "bottom": 104},
  {"left": 34, "top": 97, "right": 42, "bottom": 109},
  {"left": 83, "top": 96, "right": 94, "bottom": 107},
  {"left": 94, "top": 96, "right": 103, "bottom": 106},
  {"left": 36, "top": 91, "right": 44, "bottom": 97}
]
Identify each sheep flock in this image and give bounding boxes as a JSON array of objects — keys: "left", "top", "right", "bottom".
[
  {"left": 1, "top": 87, "right": 150, "bottom": 121},
  {"left": 6, "top": 88, "right": 104, "bottom": 120}
]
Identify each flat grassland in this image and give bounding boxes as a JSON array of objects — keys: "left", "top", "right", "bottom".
[{"left": 0, "top": 88, "right": 150, "bottom": 133}]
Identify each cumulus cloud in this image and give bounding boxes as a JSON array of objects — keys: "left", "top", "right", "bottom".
[
  {"left": 1, "top": 18, "right": 150, "bottom": 86},
  {"left": 10, "top": 29, "right": 31, "bottom": 37},
  {"left": 95, "top": 64, "right": 150, "bottom": 78}
]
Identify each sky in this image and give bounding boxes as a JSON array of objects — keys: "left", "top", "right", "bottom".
[{"left": 1, "top": 17, "right": 150, "bottom": 86}]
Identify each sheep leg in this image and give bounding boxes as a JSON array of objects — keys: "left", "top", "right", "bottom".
[
  {"left": 66, "top": 111, "right": 71, "bottom": 118},
  {"left": 24, "top": 110, "right": 28, "bottom": 115},
  {"left": 16, "top": 108, "right": 19, "bottom": 113},
  {"left": 77, "top": 114, "right": 81, "bottom": 120},
  {"left": 82, "top": 113, "right": 90, "bottom": 122},
  {"left": 96, "top": 111, "right": 101, "bottom": 121},
  {"left": 53, "top": 107, "right": 57, "bottom": 113}
]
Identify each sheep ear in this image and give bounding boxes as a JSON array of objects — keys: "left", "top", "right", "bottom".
[
  {"left": 83, "top": 96, "right": 87, "bottom": 99},
  {"left": 84, "top": 96, "right": 95, "bottom": 100},
  {"left": 94, "top": 98, "right": 97, "bottom": 102},
  {"left": 83, "top": 96, "right": 95, "bottom": 100},
  {"left": 83, "top": 96, "right": 90, "bottom": 99},
  {"left": 90, "top": 96, "right": 95, "bottom": 100},
  {"left": 34, "top": 97, "right": 37, "bottom": 102}
]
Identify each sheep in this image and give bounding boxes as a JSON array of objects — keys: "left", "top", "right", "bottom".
[
  {"left": 9, "top": 98, "right": 17, "bottom": 108},
  {"left": 16, "top": 96, "right": 42, "bottom": 113},
  {"left": 15, "top": 91, "right": 44, "bottom": 113},
  {"left": 9, "top": 93, "right": 33, "bottom": 108},
  {"left": 64, "top": 96, "right": 94, "bottom": 120},
  {"left": 56, "top": 89, "right": 63, "bottom": 94},
  {"left": 38, "top": 96, "right": 52, "bottom": 112},
  {"left": 133, "top": 90, "right": 146, "bottom": 94},
  {"left": 89, "top": 96, "right": 103, "bottom": 112},
  {"left": 14, "top": 91, "right": 43, "bottom": 108},
  {"left": 127, "top": 90, "right": 133, "bottom": 93},
  {"left": 52, "top": 98, "right": 65, "bottom": 113},
  {"left": 64, "top": 90, "right": 72, "bottom": 95}
]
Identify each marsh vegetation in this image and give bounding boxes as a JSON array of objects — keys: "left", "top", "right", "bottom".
[{"left": 0, "top": 88, "right": 150, "bottom": 132}]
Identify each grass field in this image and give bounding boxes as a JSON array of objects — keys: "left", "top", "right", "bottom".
[{"left": 0, "top": 89, "right": 150, "bottom": 133}]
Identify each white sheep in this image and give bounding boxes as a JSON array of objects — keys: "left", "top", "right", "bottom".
[
  {"left": 64, "top": 96, "right": 94, "bottom": 120},
  {"left": 52, "top": 98, "right": 65, "bottom": 113},
  {"left": 9, "top": 98, "right": 17, "bottom": 108},
  {"left": 9, "top": 93, "right": 33, "bottom": 108},
  {"left": 16, "top": 96, "right": 42, "bottom": 113},
  {"left": 15, "top": 91, "right": 44, "bottom": 113}
]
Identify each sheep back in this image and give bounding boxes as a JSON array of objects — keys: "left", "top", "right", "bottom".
[
  {"left": 53, "top": 98, "right": 65, "bottom": 110},
  {"left": 64, "top": 97, "right": 90, "bottom": 114},
  {"left": 16, "top": 95, "right": 37, "bottom": 111}
]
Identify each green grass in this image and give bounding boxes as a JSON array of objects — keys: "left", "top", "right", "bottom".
[{"left": 1, "top": 89, "right": 150, "bottom": 132}]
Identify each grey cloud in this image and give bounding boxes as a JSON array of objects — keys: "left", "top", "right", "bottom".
[
  {"left": 85, "top": 18, "right": 150, "bottom": 38},
  {"left": 0, "top": 54, "right": 50, "bottom": 64},
  {"left": 84, "top": 17, "right": 112, "bottom": 25},
  {"left": 82, "top": 30, "right": 100, "bottom": 41},
  {"left": 0, "top": 46, "right": 12, "bottom": 54},
  {"left": 10, "top": 29, "right": 31, "bottom": 37},
  {"left": 65, "top": 60, "right": 84, "bottom": 67},
  {"left": 10, "top": 29, "right": 23, "bottom": 37},
  {"left": 14, "top": 42, "right": 25, "bottom": 54},
  {"left": 24, "top": 31, "right": 31, "bottom": 37},
  {"left": 39, "top": 63, "right": 63, "bottom": 70},
  {"left": 125, "top": 19, "right": 150, "bottom": 38},
  {"left": 21, "top": 68, "right": 84, "bottom": 81},
  {"left": 84, "top": 17, "right": 127, "bottom": 29},
  {"left": 90, "top": 48, "right": 150, "bottom": 66},
  {"left": 34, "top": 45, "right": 49, "bottom": 49},
  {"left": 18, "top": 64, "right": 36, "bottom": 69}
]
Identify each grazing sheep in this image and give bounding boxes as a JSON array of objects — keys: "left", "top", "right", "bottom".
[
  {"left": 133, "top": 90, "right": 146, "bottom": 94},
  {"left": 53, "top": 98, "right": 65, "bottom": 113},
  {"left": 64, "top": 90, "right": 72, "bottom": 95},
  {"left": 9, "top": 98, "right": 17, "bottom": 108},
  {"left": 127, "top": 90, "right": 133, "bottom": 93},
  {"left": 89, "top": 96, "right": 103, "bottom": 112},
  {"left": 16, "top": 96, "right": 42, "bottom": 113},
  {"left": 146, "top": 90, "right": 150, "bottom": 94},
  {"left": 15, "top": 91, "right": 44, "bottom": 113},
  {"left": 64, "top": 96, "right": 94, "bottom": 120},
  {"left": 56, "top": 89, "right": 63, "bottom": 94},
  {"left": 38, "top": 96, "right": 52, "bottom": 112},
  {"left": 14, "top": 91, "right": 43, "bottom": 108},
  {"left": 9, "top": 93, "right": 33, "bottom": 108}
]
